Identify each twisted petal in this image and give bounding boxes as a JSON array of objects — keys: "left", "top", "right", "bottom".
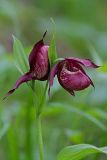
[
  {"left": 66, "top": 57, "right": 99, "bottom": 68},
  {"left": 3, "top": 72, "right": 32, "bottom": 99}
]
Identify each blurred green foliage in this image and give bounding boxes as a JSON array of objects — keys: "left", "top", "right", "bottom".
[{"left": 1, "top": 0, "right": 107, "bottom": 160}]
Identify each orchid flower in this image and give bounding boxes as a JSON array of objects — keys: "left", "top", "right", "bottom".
[{"left": 49, "top": 57, "right": 99, "bottom": 96}]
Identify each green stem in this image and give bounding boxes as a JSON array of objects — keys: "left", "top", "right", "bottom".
[
  {"left": 7, "top": 127, "right": 19, "bottom": 160},
  {"left": 32, "top": 80, "right": 48, "bottom": 160},
  {"left": 37, "top": 115, "right": 44, "bottom": 160},
  {"left": 38, "top": 80, "right": 49, "bottom": 115},
  {"left": 26, "top": 104, "right": 33, "bottom": 160}
]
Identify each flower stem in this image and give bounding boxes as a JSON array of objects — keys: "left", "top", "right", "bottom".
[
  {"left": 38, "top": 80, "right": 48, "bottom": 115},
  {"left": 32, "top": 80, "right": 48, "bottom": 160},
  {"left": 37, "top": 115, "right": 44, "bottom": 160},
  {"left": 26, "top": 104, "right": 33, "bottom": 160}
]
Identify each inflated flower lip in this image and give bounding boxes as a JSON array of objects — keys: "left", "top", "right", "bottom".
[
  {"left": 48, "top": 57, "right": 99, "bottom": 96},
  {"left": 4, "top": 31, "right": 50, "bottom": 99}
]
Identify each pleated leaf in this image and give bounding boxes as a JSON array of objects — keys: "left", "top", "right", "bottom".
[
  {"left": 57, "top": 144, "right": 107, "bottom": 160},
  {"left": 48, "top": 34, "right": 57, "bottom": 68},
  {"left": 12, "top": 35, "right": 29, "bottom": 74}
]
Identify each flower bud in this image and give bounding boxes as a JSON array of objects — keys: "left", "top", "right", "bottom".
[{"left": 4, "top": 31, "right": 50, "bottom": 99}]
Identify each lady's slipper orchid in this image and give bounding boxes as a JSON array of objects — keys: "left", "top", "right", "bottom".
[
  {"left": 4, "top": 31, "right": 50, "bottom": 99},
  {"left": 49, "top": 57, "right": 99, "bottom": 96}
]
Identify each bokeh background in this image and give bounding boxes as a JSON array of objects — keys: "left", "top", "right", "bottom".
[{"left": 0, "top": 0, "right": 107, "bottom": 160}]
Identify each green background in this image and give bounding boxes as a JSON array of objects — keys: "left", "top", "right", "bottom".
[{"left": 0, "top": 0, "right": 107, "bottom": 160}]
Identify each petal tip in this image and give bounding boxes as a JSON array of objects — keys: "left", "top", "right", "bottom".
[
  {"left": 3, "top": 89, "right": 15, "bottom": 100},
  {"left": 91, "top": 83, "right": 95, "bottom": 89},
  {"left": 43, "top": 30, "right": 47, "bottom": 39}
]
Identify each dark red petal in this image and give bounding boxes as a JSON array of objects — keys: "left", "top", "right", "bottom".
[
  {"left": 57, "top": 68, "right": 92, "bottom": 95},
  {"left": 29, "top": 31, "right": 47, "bottom": 70},
  {"left": 57, "top": 73, "right": 75, "bottom": 96},
  {"left": 3, "top": 72, "right": 32, "bottom": 100},
  {"left": 56, "top": 60, "right": 75, "bottom": 96},
  {"left": 66, "top": 57, "right": 99, "bottom": 68},
  {"left": 68, "top": 61, "right": 95, "bottom": 88},
  {"left": 48, "top": 64, "right": 58, "bottom": 96},
  {"left": 29, "top": 41, "right": 44, "bottom": 70},
  {"left": 28, "top": 31, "right": 49, "bottom": 80},
  {"left": 32, "top": 45, "right": 49, "bottom": 79}
]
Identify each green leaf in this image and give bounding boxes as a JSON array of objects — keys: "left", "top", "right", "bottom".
[
  {"left": 12, "top": 35, "right": 29, "bottom": 74},
  {"left": 98, "top": 63, "right": 107, "bottom": 73},
  {"left": 89, "top": 108, "right": 107, "bottom": 120},
  {"left": 54, "top": 58, "right": 64, "bottom": 63},
  {"left": 48, "top": 18, "right": 58, "bottom": 68},
  {"left": 47, "top": 103, "right": 106, "bottom": 131},
  {"left": 65, "top": 129, "right": 83, "bottom": 144},
  {"left": 87, "top": 41, "right": 102, "bottom": 65},
  {"left": 57, "top": 144, "right": 107, "bottom": 160},
  {"left": 48, "top": 35, "right": 57, "bottom": 68},
  {"left": 0, "top": 123, "right": 9, "bottom": 140}
]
